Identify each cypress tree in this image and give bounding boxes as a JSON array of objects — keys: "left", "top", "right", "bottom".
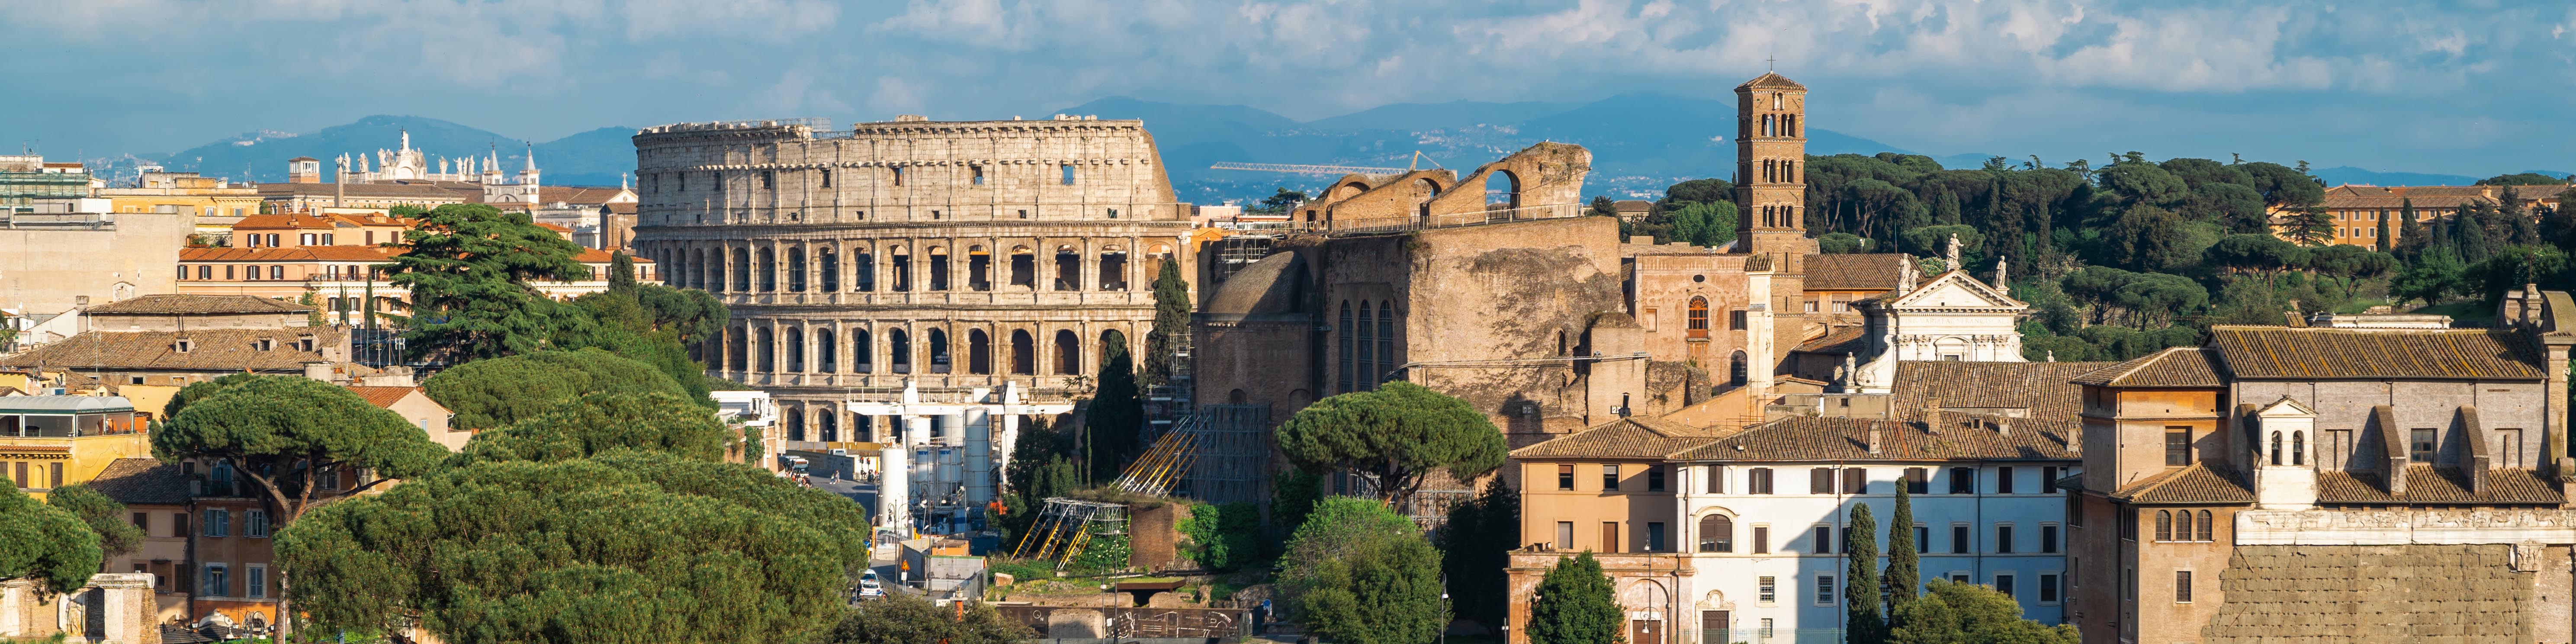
[
  {"left": 1886, "top": 485, "right": 1920, "bottom": 606},
  {"left": 609, "top": 251, "right": 639, "bottom": 293},
  {"left": 2377, "top": 206, "right": 2396, "bottom": 253},
  {"left": 1848, "top": 502, "right": 1885, "bottom": 643},
  {"left": 1141, "top": 260, "right": 1190, "bottom": 387}
]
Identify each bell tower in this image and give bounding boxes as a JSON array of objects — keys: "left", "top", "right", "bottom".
[{"left": 1734, "top": 71, "right": 1815, "bottom": 261}]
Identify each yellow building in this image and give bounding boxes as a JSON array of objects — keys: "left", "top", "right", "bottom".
[
  {"left": 96, "top": 171, "right": 263, "bottom": 238},
  {"left": 0, "top": 395, "right": 151, "bottom": 501}
]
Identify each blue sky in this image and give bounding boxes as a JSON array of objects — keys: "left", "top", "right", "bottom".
[{"left": 4, "top": 0, "right": 2573, "bottom": 176}]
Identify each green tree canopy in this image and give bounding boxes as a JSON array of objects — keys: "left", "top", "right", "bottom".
[
  {"left": 1818, "top": 232, "right": 1875, "bottom": 254},
  {"left": 1526, "top": 551, "right": 1623, "bottom": 644},
  {"left": 155, "top": 374, "right": 450, "bottom": 522},
  {"left": 1085, "top": 338, "right": 1142, "bottom": 484},
  {"left": 1, "top": 479, "right": 100, "bottom": 595},
  {"left": 1661, "top": 178, "right": 1734, "bottom": 208},
  {"left": 2393, "top": 248, "right": 2469, "bottom": 307},
  {"left": 1178, "top": 501, "right": 1264, "bottom": 572},
  {"left": 1886, "top": 485, "right": 1920, "bottom": 606},
  {"left": 1436, "top": 477, "right": 1520, "bottom": 630},
  {"left": 1668, "top": 201, "right": 1738, "bottom": 248},
  {"left": 2477, "top": 172, "right": 2570, "bottom": 186},
  {"left": 275, "top": 450, "right": 872, "bottom": 644},
  {"left": 815, "top": 592, "right": 1034, "bottom": 644},
  {"left": 1143, "top": 261, "right": 1191, "bottom": 387},
  {"left": 46, "top": 483, "right": 142, "bottom": 563},
  {"left": 2204, "top": 233, "right": 2309, "bottom": 276},
  {"left": 423, "top": 349, "right": 694, "bottom": 430},
  {"left": 1848, "top": 502, "right": 1885, "bottom": 643},
  {"left": 1889, "top": 580, "right": 2080, "bottom": 644},
  {"left": 1277, "top": 497, "right": 1445, "bottom": 644},
  {"left": 377, "top": 203, "right": 590, "bottom": 361},
  {"left": 458, "top": 391, "right": 733, "bottom": 465},
  {"left": 1276, "top": 381, "right": 1507, "bottom": 509}
]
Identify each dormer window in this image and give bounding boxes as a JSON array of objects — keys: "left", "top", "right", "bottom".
[
  {"left": 297, "top": 336, "right": 315, "bottom": 352},
  {"left": 256, "top": 338, "right": 275, "bottom": 351},
  {"left": 175, "top": 339, "right": 193, "bottom": 353}
]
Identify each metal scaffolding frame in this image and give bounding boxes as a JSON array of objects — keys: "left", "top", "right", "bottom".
[
  {"left": 1009, "top": 498, "right": 1128, "bottom": 567},
  {"left": 1177, "top": 404, "right": 1271, "bottom": 505}
]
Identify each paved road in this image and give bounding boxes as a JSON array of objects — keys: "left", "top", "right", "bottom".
[{"left": 807, "top": 475, "right": 877, "bottom": 519}]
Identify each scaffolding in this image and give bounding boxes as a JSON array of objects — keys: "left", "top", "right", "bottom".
[
  {"left": 1115, "top": 412, "right": 1202, "bottom": 496},
  {"left": 1177, "top": 404, "right": 1271, "bottom": 505},
  {"left": 1009, "top": 498, "right": 1128, "bottom": 567}
]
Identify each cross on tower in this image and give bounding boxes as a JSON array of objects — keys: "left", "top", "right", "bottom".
[{"left": 1767, "top": 54, "right": 1776, "bottom": 71}]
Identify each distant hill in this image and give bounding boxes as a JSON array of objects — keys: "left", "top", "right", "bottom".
[
  {"left": 2310, "top": 166, "right": 2480, "bottom": 187},
  {"left": 144, "top": 115, "right": 635, "bottom": 187}
]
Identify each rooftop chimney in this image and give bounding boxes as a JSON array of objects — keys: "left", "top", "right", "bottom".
[{"left": 1867, "top": 427, "right": 1883, "bottom": 454}]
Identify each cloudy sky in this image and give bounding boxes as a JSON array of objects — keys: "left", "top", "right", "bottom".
[{"left": 5, "top": 0, "right": 2573, "bottom": 175}]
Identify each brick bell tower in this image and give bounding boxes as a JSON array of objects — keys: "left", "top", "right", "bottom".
[{"left": 1734, "top": 71, "right": 1818, "bottom": 265}]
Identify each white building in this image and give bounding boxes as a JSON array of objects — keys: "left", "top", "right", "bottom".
[
  {"left": 842, "top": 380, "right": 1073, "bottom": 535},
  {"left": 1666, "top": 412, "right": 2078, "bottom": 643},
  {"left": 1847, "top": 258, "right": 2027, "bottom": 394}
]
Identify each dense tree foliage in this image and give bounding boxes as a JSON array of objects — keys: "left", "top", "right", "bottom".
[
  {"left": 46, "top": 484, "right": 142, "bottom": 562},
  {"left": 1143, "top": 260, "right": 1191, "bottom": 387},
  {"left": 1084, "top": 337, "right": 1142, "bottom": 484},
  {"left": 1269, "top": 468, "right": 1324, "bottom": 538},
  {"left": 1178, "top": 501, "right": 1265, "bottom": 572},
  {"left": 1277, "top": 498, "right": 1445, "bottom": 644},
  {"left": 0, "top": 479, "right": 100, "bottom": 594},
  {"left": 423, "top": 349, "right": 694, "bottom": 430},
  {"left": 1849, "top": 502, "right": 1885, "bottom": 643},
  {"left": 816, "top": 592, "right": 1033, "bottom": 644},
  {"left": 458, "top": 392, "right": 733, "bottom": 464},
  {"left": 998, "top": 422, "right": 1079, "bottom": 544},
  {"left": 1526, "top": 551, "right": 1622, "bottom": 644},
  {"left": 1887, "top": 486, "right": 1920, "bottom": 606},
  {"left": 1616, "top": 178, "right": 1737, "bottom": 245},
  {"left": 1277, "top": 381, "right": 1507, "bottom": 509},
  {"left": 1435, "top": 477, "right": 1519, "bottom": 629},
  {"left": 377, "top": 203, "right": 588, "bottom": 361},
  {"left": 559, "top": 256, "right": 731, "bottom": 399},
  {"left": 276, "top": 450, "right": 871, "bottom": 644},
  {"left": 155, "top": 374, "right": 449, "bottom": 522},
  {"left": 1889, "top": 580, "right": 2081, "bottom": 644}
]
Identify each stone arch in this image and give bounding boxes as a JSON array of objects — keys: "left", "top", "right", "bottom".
[
  {"left": 1728, "top": 351, "right": 1748, "bottom": 387},
  {"left": 787, "top": 246, "right": 807, "bottom": 292},
  {"left": 1488, "top": 168, "right": 1522, "bottom": 210},
  {"left": 818, "top": 328, "right": 837, "bottom": 373},
  {"left": 816, "top": 404, "right": 838, "bottom": 442},
  {"left": 851, "top": 328, "right": 872, "bottom": 373},
  {"left": 968, "top": 328, "right": 993, "bottom": 375},
  {"left": 2293, "top": 431, "right": 2306, "bottom": 466},
  {"left": 927, "top": 327, "right": 951, "bottom": 373},
  {"left": 1332, "top": 180, "right": 1370, "bottom": 202},
  {"left": 1228, "top": 389, "right": 1248, "bottom": 404},
  {"left": 818, "top": 245, "right": 839, "bottom": 292},
  {"left": 785, "top": 406, "right": 806, "bottom": 442},
  {"left": 758, "top": 246, "right": 777, "bottom": 292},
  {"left": 1698, "top": 512, "right": 1735, "bottom": 552},
  {"left": 888, "top": 328, "right": 912, "bottom": 373},
  {"left": 784, "top": 326, "right": 805, "bottom": 372},
  {"left": 1414, "top": 177, "right": 1441, "bottom": 218},
  {"left": 1621, "top": 578, "right": 1670, "bottom": 616},
  {"left": 755, "top": 326, "right": 776, "bottom": 371},
  {"left": 1011, "top": 329, "right": 1036, "bottom": 375},
  {"left": 1053, "top": 329, "right": 1081, "bottom": 375}
]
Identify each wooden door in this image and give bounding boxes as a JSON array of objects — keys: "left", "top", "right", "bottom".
[
  {"left": 1701, "top": 610, "right": 1728, "bottom": 643},
  {"left": 1602, "top": 522, "right": 1620, "bottom": 554},
  {"left": 1631, "top": 618, "right": 1663, "bottom": 644}
]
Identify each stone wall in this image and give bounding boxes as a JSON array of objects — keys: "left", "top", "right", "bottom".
[
  {"left": 2204, "top": 544, "right": 2540, "bottom": 643},
  {"left": 0, "top": 573, "right": 159, "bottom": 644}
]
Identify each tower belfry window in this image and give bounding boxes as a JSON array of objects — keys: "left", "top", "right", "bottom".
[{"left": 1773, "top": 92, "right": 1783, "bottom": 110}]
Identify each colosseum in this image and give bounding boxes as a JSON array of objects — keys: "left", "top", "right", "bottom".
[{"left": 629, "top": 115, "right": 1192, "bottom": 530}]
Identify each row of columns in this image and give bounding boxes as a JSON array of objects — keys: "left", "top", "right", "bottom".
[
  {"left": 711, "top": 318, "right": 1139, "bottom": 379},
  {"left": 646, "top": 236, "right": 1169, "bottom": 295}
]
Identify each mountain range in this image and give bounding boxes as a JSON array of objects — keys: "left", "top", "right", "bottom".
[{"left": 110, "top": 102, "right": 2563, "bottom": 202}]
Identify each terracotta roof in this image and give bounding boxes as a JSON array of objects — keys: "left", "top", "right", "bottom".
[
  {"left": 575, "top": 248, "right": 652, "bottom": 264},
  {"left": 2207, "top": 326, "right": 2546, "bottom": 380},
  {"left": 537, "top": 222, "right": 574, "bottom": 232},
  {"left": 2107, "top": 463, "right": 2257, "bottom": 505},
  {"left": 231, "top": 214, "right": 344, "bottom": 230},
  {"left": 343, "top": 385, "right": 421, "bottom": 409},
  {"left": 84, "top": 294, "right": 309, "bottom": 315},
  {"left": 1737, "top": 72, "right": 1806, "bottom": 90},
  {"left": 0, "top": 327, "right": 341, "bottom": 372},
  {"left": 287, "top": 157, "right": 319, "bottom": 163},
  {"left": 1668, "top": 412, "right": 2075, "bottom": 462},
  {"left": 181, "top": 245, "right": 401, "bottom": 262},
  {"left": 1891, "top": 360, "right": 2118, "bottom": 421},
  {"left": 1612, "top": 200, "right": 1654, "bottom": 213},
  {"left": 2318, "top": 466, "right": 2564, "bottom": 505},
  {"left": 1512, "top": 416, "right": 1734, "bottom": 460},
  {"left": 604, "top": 202, "right": 638, "bottom": 214},
  {"left": 1792, "top": 326, "right": 1866, "bottom": 354},
  {"left": 538, "top": 186, "right": 630, "bottom": 205},
  {"left": 1803, "top": 253, "right": 1908, "bottom": 291},
  {"left": 2071, "top": 347, "right": 2225, "bottom": 387},
  {"left": 84, "top": 458, "right": 190, "bottom": 506}
]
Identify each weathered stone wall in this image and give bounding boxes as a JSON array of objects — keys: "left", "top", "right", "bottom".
[
  {"left": 2234, "top": 379, "right": 2548, "bottom": 470},
  {"left": 1629, "top": 250, "right": 1764, "bottom": 380},
  {"left": 1362, "top": 216, "right": 1629, "bottom": 431},
  {"left": 0, "top": 573, "right": 158, "bottom": 644},
  {"left": 2204, "top": 544, "right": 2539, "bottom": 643}
]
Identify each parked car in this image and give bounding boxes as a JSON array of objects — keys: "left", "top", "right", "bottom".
[{"left": 857, "top": 570, "right": 885, "bottom": 598}]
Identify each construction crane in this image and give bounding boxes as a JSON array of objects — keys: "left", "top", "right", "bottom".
[{"left": 1211, "top": 150, "right": 1443, "bottom": 176}]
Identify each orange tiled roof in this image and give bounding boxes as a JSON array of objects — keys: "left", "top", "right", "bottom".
[
  {"left": 1737, "top": 72, "right": 1806, "bottom": 90},
  {"left": 2106, "top": 463, "right": 2256, "bottom": 505},
  {"left": 0, "top": 327, "right": 343, "bottom": 372},
  {"left": 1892, "top": 360, "right": 2118, "bottom": 421},
  {"left": 231, "top": 214, "right": 344, "bottom": 231},
  {"left": 1667, "top": 412, "right": 2075, "bottom": 462},
  {"left": 1511, "top": 416, "right": 1734, "bottom": 460},
  {"left": 343, "top": 385, "right": 421, "bottom": 409},
  {"left": 2318, "top": 466, "right": 2563, "bottom": 505},
  {"left": 85, "top": 294, "right": 308, "bottom": 315},
  {"left": 2071, "top": 347, "right": 2225, "bottom": 387},
  {"left": 181, "top": 246, "right": 401, "bottom": 262},
  {"left": 574, "top": 248, "right": 652, "bottom": 264},
  {"left": 2207, "top": 326, "right": 2547, "bottom": 380}
]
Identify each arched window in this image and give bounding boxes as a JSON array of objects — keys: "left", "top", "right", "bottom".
[
  {"left": 1376, "top": 301, "right": 1395, "bottom": 386},
  {"left": 1053, "top": 330, "right": 1080, "bottom": 375},
  {"left": 2155, "top": 510, "right": 2172, "bottom": 541},
  {"left": 726, "top": 327, "right": 745, "bottom": 371},
  {"left": 1337, "top": 302, "right": 1355, "bottom": 393},
  {"left": 1729, "top": 351, "right": 1748, "bottom": 387},
  {"left": 2292, "top": 431, "right": 2306, "bottom": 466},
  {"left": 819, "top": 410, "right": 838, "bottom": 442},
  {"left": 1688, "top": 297, "right": 1710, "bottom": 338},
  {"left": 888, "top": 328, "right": 912, "bottom": 374},
  {"left": 818, "top": 329, "right": 837, "bottom": 373},
  {"left": 928, "top": 247, "right": 951, "bottom": 291},
  {"left": 2196, "top": 510, "right": 2214, "bottom": 541},
  {"left": 2270, "top": 431, "right": 2283, "bottom": 466},
  {"left": 732, "top": 248, "right": 751, "bottom": 291},
  {"left": 1699, "top": 515, "right": 1734, "bottom": 553},
  {"left": 1356, "top": 301, "right": 1374, "bottom": 388},
  {"left": 1053, "top": 246, "right": 1081, "bottom": 291},
  {"left": 968, "top": 329, "right": 993, "bottom": 375},
  {"left": 819, "top": 247, "right": 839, "bottom": 292},
  {"left": 692, "top": 248, "right": 709, "bottom": 289},
  {"left": 1011, "top": 330, "right": 1036, "bottom": 375},
  {"left": 852, "top": 328, "right": 872, "bottom": 373},
  {"left": 928, "top": 328, "right": 951, "bottom": 372},
  {"left": 758, "top": 247, "right": 777, "bottom": 292},
  {"left": 1228, "top": 389, "right": 1248, "bottom": 404},
  {"left": 784, "top": 327, "right": 805, "bottom": 372},
  {"left": 787, "top": 248, "right": 807, "bottom": 292},
  {"left": 854, "top": 250, "right": 876, "bottom": 292},
  {"left": 1099, "top": 329, "right": 1128, "bottom": 374},
  {"left": 785, "top": 407, "right": 805, "bottom": 442},
  {"left": 755, "top": 327, "right": 776, "bottom": 372}
]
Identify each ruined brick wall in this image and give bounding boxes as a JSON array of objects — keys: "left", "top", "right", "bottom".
[
  {"left": 2205, "top": 544, "right": 2541, "bottom": 643},
  {"left": 1321, "top": 169, "right": 1453, "bottom": 225},
  {"left": 1631, "top": 251, "right": 1764, "bottom": 378}
]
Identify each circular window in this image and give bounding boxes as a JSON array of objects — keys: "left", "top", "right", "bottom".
[{"left": 1693, "top": 274, "right": 1707, "bottom": 283}]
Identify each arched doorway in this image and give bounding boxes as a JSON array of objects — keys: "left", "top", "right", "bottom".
[
  {"left": 968, "top": 329, "right": 993, "bottom": 375},
  {"left": 1053, "top": 330, "right": 1080, "bottom": 375},
  {"left": 1011, "top": 330, "right": 1036, "bottom": 375}
]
